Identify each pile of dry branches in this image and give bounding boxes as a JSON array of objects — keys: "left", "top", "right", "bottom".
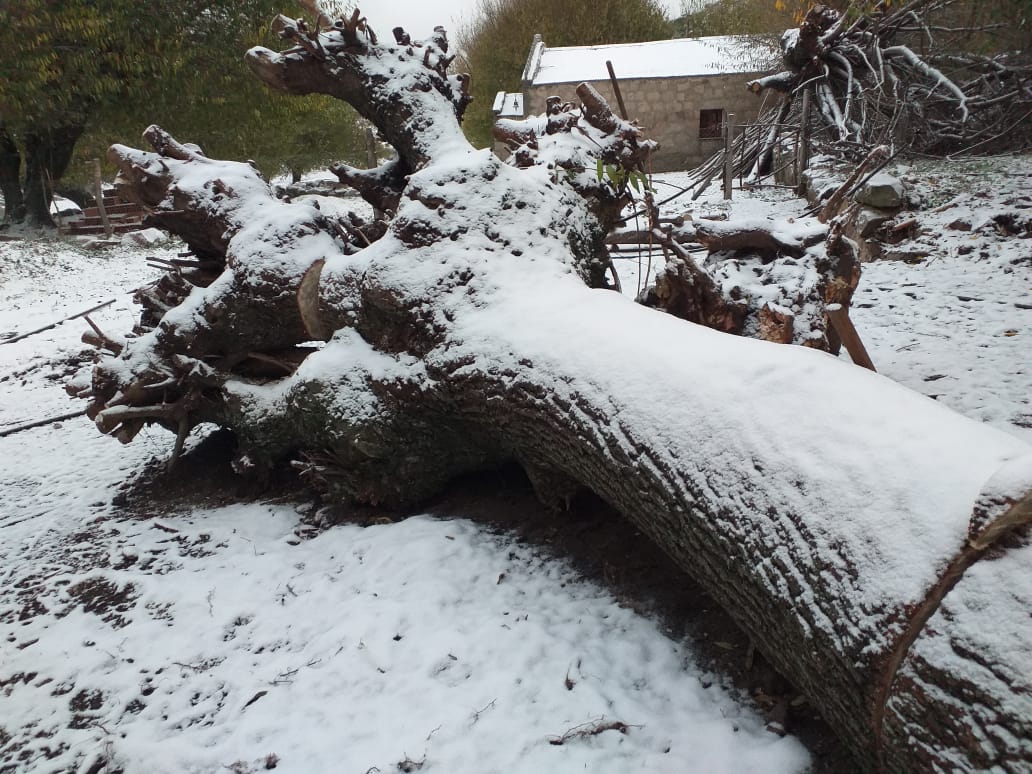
[{"left": 687, "top": 0, "right": 1031, "bottom": 194}]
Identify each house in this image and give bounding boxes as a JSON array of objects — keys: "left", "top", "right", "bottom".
[{"left": 495, "top": 34, "right": 776, "bottom": 172}]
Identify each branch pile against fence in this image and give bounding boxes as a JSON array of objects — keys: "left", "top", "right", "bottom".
[{"left": 679, "top": 0, "right": 1032, "bottom": 199}]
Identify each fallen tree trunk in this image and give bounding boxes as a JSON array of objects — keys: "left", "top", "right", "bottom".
[{"left": 70, "top": 9, "right": 1032, "bottom": 771}]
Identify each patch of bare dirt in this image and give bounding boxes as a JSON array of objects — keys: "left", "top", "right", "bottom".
[
  {"left": 63, "top": 578, "right": 137, "bottom": 629},
  {"left": 110, "top": 429, "right": 308, "bottom": 516}
]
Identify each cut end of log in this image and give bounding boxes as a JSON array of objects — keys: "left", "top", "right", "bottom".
[
  {"left": 245, "top": 47, "right": 291, "bottom": 94},
  {"left": 873, "top": 454, "right": 1032, "bottom": 759},
  {"left": 298, "top": 258, "right": 331, "bottom": 341},
  {"left": 969, "top": 454, "right": 1032, "bottom": 550}
]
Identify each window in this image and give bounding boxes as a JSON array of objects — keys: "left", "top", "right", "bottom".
[{"left": 699, "top": 108, "right": 724, "bottom": 140}]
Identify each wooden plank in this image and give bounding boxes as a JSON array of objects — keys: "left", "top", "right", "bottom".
[
  {"left": 92, "top": 158, "right": 113, "bottom": 239},
  {"left": 827, "top": 303, "right": 876, "bottom": 371}
]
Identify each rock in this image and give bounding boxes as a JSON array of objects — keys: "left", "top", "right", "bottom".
[
  {"left": 855, "top": 206, "right": 891, "bottom": 238},
  {"left": 125, "top": 228, "right": 168, "bottom": 247},
  {"left": 800, "top": 167, "right": 842, "bottom": 206},
  {"left": 838, "top": 206, "right": 896, "bottom": 262},
  {"left": 50, "top": 195, "right": 83, "bottom": 218},
  {"left": 883, "top": 248, "right": 927, "bottom": 263},
  {"left": 80, "top": 238, "right": 121, "bottom": 250},
  {"left": 854, "top": 173, "right": 904, "bottom": 209}
]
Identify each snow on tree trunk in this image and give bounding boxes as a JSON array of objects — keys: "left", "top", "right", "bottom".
[{"left": 69, "top": 10, "right": 1032, "bottom": 771}]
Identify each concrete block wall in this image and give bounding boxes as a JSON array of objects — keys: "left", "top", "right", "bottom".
[{"left": 525, "top": 73, "right": 767, "bottom": 172}]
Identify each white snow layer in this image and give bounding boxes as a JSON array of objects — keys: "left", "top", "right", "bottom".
[
  {"left": 449, "top": 270, "right": 1028, "bottom": 633},
  {"left": 2, "top": 150, "right": 1030, "bottom": 772},
  {"left": 0, "top": 239, "right": 806, "bottom": 772},
  {"left": 529, "top": 35, "right": 773, "bottom": 85}
]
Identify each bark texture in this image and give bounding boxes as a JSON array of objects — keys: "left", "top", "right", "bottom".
[
  {"left": 0, "top": 125, "right": 25, "bottom": 225},
  {"left": 70, "top": 10, "right": 1032, "bottom": 772},
  {"left": 0, "top": 124, "right": 85, "bottom": 228}
]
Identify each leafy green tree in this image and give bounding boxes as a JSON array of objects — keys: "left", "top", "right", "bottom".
[
  {"left": 679, "top": 0, "right": 1031, "bottom": 49},
  {"left": 0, "top": 1, "right": 364, "bottom": 228},
  {"left": 675, "top": 0, "right": 799, "bottom": 37},
  {"left": 0, "top": 0, "right": 164, "bottom": 225},
  {"left": 77, "top": 3, "right": 367, "bottom": 184},
  {"left": 457, "top": 0, "right": 674, "bottom": 148}
]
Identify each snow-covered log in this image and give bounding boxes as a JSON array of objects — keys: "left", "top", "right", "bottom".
[
  {"left": 72, "top": 10, "right": 1032, "bottom": 772},
  {"left": 631, "top": 214, "right": 858, "bottom": 351}
]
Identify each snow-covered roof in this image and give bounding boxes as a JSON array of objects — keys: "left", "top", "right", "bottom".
[
  {"left": 523, "top": 35, "right": 774, "bottom": 86},
  {"left": 492, "top": 91, "right": 525, "bottom": 118}
]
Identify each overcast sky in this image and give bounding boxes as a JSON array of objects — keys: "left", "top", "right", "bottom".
[{"left": 359, "top": 0, "right": 685, "bottom": 43}]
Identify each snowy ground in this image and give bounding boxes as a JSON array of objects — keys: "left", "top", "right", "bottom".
[
  {"left": 638, "top": 155, "right": 1032, "bottom": 443},
  {"left": 0, "top": 242, "right": 805, "bottom": 772},
  {"left": 1, "top": 153, "right": 1030, "bottom": 773}
]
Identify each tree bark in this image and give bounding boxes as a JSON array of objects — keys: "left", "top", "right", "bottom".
[
  {"left": 0, "top": 125, "right": 25, "bottom": 225},
  {"left": 72, "top": 10, "right": 1032, "bottom": 771},
  {"left": 19, "top": 124, "right": 85, "bottom": 227}
]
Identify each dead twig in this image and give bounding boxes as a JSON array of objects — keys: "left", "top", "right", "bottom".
[
  {"left": 548, "top": 716, "right": 639, "bottom": 745},
  {"left": 470, "top": 698, "right": 496, "bottom": 725},
  {"left": 0, "top": 409, "right": 88, "bottom": 438},
  {"left": 173, "top": 661, "right": 212, "bottom": 672},
  {"left": 2, "top": 299, "right": 115, "bottom": 344},
  {"left": 242, "top": 690, "right": 268, "bottom": 710}
]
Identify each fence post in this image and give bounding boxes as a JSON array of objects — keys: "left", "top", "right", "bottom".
[
  {"left": 92, "top": 159, "right": 113, "bottom": 239},
  {"left": 796, "top": 90, "right": 811, "bottom": 196},
  {"left": 739, "top": 122, "right": 746, "bottom": 187},
  {"left": 723, "top": 112, "right": 735, "bottom": 200},
  {"left": 605, "top": 60, "right": 629, "bottom": 121}
]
